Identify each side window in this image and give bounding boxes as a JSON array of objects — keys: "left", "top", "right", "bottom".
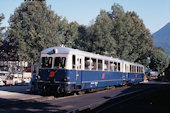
[
  {"left": 85, "top": 57, "right": 91, "bottom": 70},
  {"left": 104, "top": 60, "right": 109, "bottom": 71},
  {"left": 139, "top": 67, "right": 141, "bottom": 73},
  {"left": 114, "top": 62, "right": 117, "bottom": 72},
  {"left": 72, "top": 55, "right": 76, "bottom": 69},
  {"left": 98, "top": 59, "right": 103, "bottom": 71},
  {"left": 76, "top": 57, "right": 82, "bottom": 69},
  {"left": 140, "top": 67, "right": 142, "bottom": 73},
  {"left": 92, "top": 58, "right": 97, "bottom": 70},
  {"left": 118, "top": 63, "right": 121, "bottom": 72},
  {"left": 110, "top": 61, "right": 114, "bottom": 71},
  {"left": 133, "top": 66, "right": 136, "bottom": 73},
  {"left": 132, "top": 66, "right": 134, "bottom": 73},
  {"left": 77, "top": 58, "right": 79, "bottom": 69},
  {"left": 54, "top": 57, "right": 66, "bottom": 69},
  {"left": 41, "top": 57, "right": 52, "bottom": 68},
  {"left": 141, "top": 67, "right": 143, "bottom": 73},
  {"left": 79, "top": 58, "right": 82, "bottom": 69}
]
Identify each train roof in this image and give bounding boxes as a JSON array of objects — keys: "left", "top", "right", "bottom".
[
  {"left": 41, "top": 46, "right": 144, "bottom": 67},
  {"left": 41, "top": 46, "right": 120, "bottom": 61}
]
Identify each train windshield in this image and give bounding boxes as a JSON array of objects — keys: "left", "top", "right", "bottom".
[
  {"left": 41, "top": 57, "right": 53, "bottom": 68},
  {"left": 54, "top": 57, "right": 66, "bottom": 69}
]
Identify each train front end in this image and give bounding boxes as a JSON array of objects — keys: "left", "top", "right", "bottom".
[{"left": 37, "top": 47, "right": 73, "bottom": 95}]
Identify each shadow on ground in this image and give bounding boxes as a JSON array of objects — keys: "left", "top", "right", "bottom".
[
  {"left": 0, "top": 85, "right": 29, "bottom": 94},
  {"left": 0, "top": 97, "right": 67, "bottom": 113},
  {"left": 89, "top": 82, "right": 170, "bottom": 113}
]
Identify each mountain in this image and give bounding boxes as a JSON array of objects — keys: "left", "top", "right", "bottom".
[{"left": 153, "top": 22, "right": 170, "bottom": 56}]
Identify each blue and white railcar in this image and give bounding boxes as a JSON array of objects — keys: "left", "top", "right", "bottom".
[
  {"left": 37, "top": 46, "right": 144, "bottom": 94},
  {"left": 122, "top": 61, "right": 145, "bottom": 84}
]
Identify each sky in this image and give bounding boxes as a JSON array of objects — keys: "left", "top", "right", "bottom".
[{"left": 0, "top": 0, "right": 170, "bottom": 33}]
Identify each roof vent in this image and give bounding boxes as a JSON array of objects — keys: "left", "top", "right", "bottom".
[{"left": 60, "top": 44, "right": 65, "bottom": 47}]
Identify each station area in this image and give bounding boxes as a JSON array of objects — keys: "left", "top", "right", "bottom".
[
  {"left": 0, "top": 61, "right": 32, "bottom": 86},
  {"left": 0, "top": 60, "right": 169, "bottom": 113}
]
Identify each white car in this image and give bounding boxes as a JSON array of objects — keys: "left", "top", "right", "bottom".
[{"left": 0, "top": 78, "right": 5, "bottom": 86}]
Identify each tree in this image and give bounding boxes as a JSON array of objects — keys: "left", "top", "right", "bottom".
[
  {"left": 129, "top": 12, "right": 154, "bottom": 65},
  {"left": 0, "top": 13, "right": 5, "bottom": 46},
  {"left": 109, "top": 3, "right": 154, "bottom": 65},
  {"left": 7, "top": 1, "right": 68, "bottom": 64},
  {"left": 165, "top": 58, "right": 170, "bottom": 80},
  {"left": 75, "top": 3, "right": 154, "bottom": 66},
  {"left": 109, "top": 5, "right": 132, "bottom": 60},
  {"left": 62, "top": 21, "right": 79, "bottom": 48},
  {"left": 149, "top": 47, "right": 169, "bottom": 74},
  {"left": 78, "top": 10, "right": 117, "bottom": 56},
  {"left": 74, "top": 25, "right": 88, "bottom": 50}
]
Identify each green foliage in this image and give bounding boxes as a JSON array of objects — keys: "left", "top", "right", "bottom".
[
  {"left": 75, "top": 3, "right": 154, "bottom": 65},
  {"left": 74, "top": 25, "right": 88, "bottom": 50},
  {"left": 4, "top": 1, "right": 169, "bottom": 74},
  {"left": 71, "top": 3, "right": 157, "bottom": 68},
  {"left": 7, "top": 1, "right": 70, "bottom": 64},
  {"left": 109, "top": 4, "right": 154, "bottom": 65},
  {"left": 84, "top": 10, "right": 116, "bottom": 56},
  {"left": 149, "top": 47, "right": 169, "bottom": 73},
  {"left": 0, "top": 13, "right": 5, "bottom": 46},
  {"left": 62, "top": 21, "right": 79, "bottom": 48}
]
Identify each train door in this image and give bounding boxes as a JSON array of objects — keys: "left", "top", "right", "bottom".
[
  {"left": 75, "top": 55, "right": 83, "bottom": 85},
  {"left": 122, "top": 63, "right": 128, "bottom": 85},
  {"left": 125, "top": 64, "right": 129, "bottom": 80}
]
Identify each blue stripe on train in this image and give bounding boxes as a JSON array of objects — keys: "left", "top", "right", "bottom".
[
  {"left": 39, "top": 69, "right": 144, "bottom": 90},
  {"left": 81, "top": 71, "right": 123, "bottom": 89}
]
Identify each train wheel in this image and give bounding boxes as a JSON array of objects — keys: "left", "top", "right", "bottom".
[
  {"left": 41, "top": 85, "right": 50, "bottom": 96},
  {"left": 40, "top": 86, "right": 46, "bottom": 96},
  {"left": 122, "top": 80, "right": 128, "bottom": 86}
]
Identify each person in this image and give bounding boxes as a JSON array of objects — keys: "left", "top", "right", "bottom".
[{"left": 29, "top": 70, "right": 38, "bottom": 93}]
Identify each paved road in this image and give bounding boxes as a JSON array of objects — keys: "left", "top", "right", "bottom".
[
  {"left": 0, "top": 81, "right": 169, "bottom": 113},
  {"left": 92, "top": 83, "right": 170, "bottom": 113},
  {"left": 0, "top": 86, "right": 42, "bottom": 104},
  {"left": 0, "top": 85, "right": 29, "bottom": 94}
]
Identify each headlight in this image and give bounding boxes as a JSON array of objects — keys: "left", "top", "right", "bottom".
[{"left": 37, "top": 75, "right": 40, "bottom": 79}]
